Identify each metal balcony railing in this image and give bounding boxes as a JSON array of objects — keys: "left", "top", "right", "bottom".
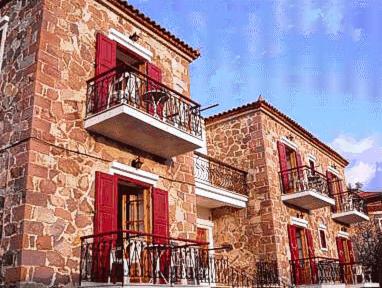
[
  {"left": 194, "top": 152, "right": 248, "bottom": 196},
  {"left": 290, "top": 257, "right": 372, "bottom": 286},
  {"left": 79, "top": 230, "right": 278, "bottom": 287},
  {"left": 279, "top": 166, "right": 332, "bottom": 197},
  {"left": 332, "top": 190, "right": 367, "bottom": 214},
  {"left": 86, "top": 64, "right": 202, "bottom": 138}
]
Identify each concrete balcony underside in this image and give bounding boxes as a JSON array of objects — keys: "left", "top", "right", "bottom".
[
  {"left": 195, "top": 179, "right": 248, "bottom": 208},
  {"left": 332, "top": 210, "right": 370, "bottom": 225},
  {"left": 84, "top": 104, "right": 204, "bottom": 158},
  {"left": 281, "top": 190, "right": 335, "bottom": 210}
]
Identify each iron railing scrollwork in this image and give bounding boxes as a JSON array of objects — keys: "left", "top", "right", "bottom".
[
  {"left": 85, "top": 64, "right": 203, "bottom": 138},
  {"left": 290, "top": 257, "right": 372, "bottom": 286},
  {"left": 194, "top": 152, "right": 248, "bottom": 196},
  {"left": 279, "top": 166, "right": 333, "bottom": 197},
  {"left": 79, "top": 230, "right": 279, "bottom": 287},
  {"left": 332, "top": 190, "right": 367, "bottom": 215}
]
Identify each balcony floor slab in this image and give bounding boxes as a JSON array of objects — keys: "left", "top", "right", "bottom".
[
  {"left": 281, "top": 190, "right": 335, "bottom": 210},
  {"left": 332, "top": 210, "right": 369, "bottom": 224},
  {"left": 195, "top": 179, "right": 248, "bottom": 208},
  {"left": 84, "top": 104, "right": 204, "bottom": 158}
]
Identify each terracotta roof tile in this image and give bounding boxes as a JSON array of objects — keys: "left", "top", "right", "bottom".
[
  {"left": 108, "top": 0, "right": 200, "bottom": 60},
  {"left": 205, "top": 98, "right": 349, "bottom": 166}
]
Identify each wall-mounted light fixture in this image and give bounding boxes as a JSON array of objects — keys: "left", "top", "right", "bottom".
[
  {"left": 129, "top": 32, "right": 140, "bottom": 42},
  {"left": 131, "top": 156, "right": 143, "bottom": 169},
  {"left": 287, "top": 134, "right": 294, "bottom": 141}
]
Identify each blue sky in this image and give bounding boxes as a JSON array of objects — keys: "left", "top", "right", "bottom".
[{"left": 129, "top": 0, "right": 382, "bottom": 190}]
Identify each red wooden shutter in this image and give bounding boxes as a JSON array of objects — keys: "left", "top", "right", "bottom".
[
  {"left": 146, "top": 63, "right": 164, "bottom": 117},
  {"left": 95, "top": 171, "right": 117, "bottom": 234},
  {"left": 287, "top": 224, "right": 301, "bottom": 285},
  {"left": 93, "top": 171, "right": 117, "bottom": 282},
  {"left": 277, "top": 141, "right": 290, "bottom": 193},
  {"left": 96, "top": 33, "right": 117, "bottom": 75},
  {"left": 347, "top": 239, "right": 355, "bottom": 263},
  {"left": 152, "top": 188, "right": 169, "bottom": 243},
  {"left": 305, "top": 229, "right": 318, "bottom": 284},
  {"left": 336, "top": 237, "right": 345, "bottom": 263},
  {"left": 296, "top": 152, "right": 304, "bottom": 191},
  {"left": 95, "top": 33, "right": 117, "bottom": 112}
]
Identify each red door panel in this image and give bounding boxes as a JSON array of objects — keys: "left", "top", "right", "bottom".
[
  {"left": 305, "top": 229, "right": 317, "bottom": 284},
  {"left": 152, "top": 188, "right": 169, "bottom": 282},
  {"left": 287, "top": 224, "right": 301, "bottom": 285},
  {"left": 93, "top": 171, "right": 117, "bottom": 282}
]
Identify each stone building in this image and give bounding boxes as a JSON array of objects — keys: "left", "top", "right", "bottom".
[
  {"left": 0, "top": 0, "right": 372, "bottom": 287},
  {"left": 203, "top": 98, "right": 371, "bottom": 286}
]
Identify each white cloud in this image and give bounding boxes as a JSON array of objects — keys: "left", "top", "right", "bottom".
[
  {"left": 321, "top": 0, "right": 344, "bottom": 36},
  {"left": 331, "top": 135, "right": 374, "bottom": 154},
  {"left": 345, "top": 161, "right": 376, "bottom": 187},
  {"left": 330, "top": 134, "right": 382, "bottom": 190}
]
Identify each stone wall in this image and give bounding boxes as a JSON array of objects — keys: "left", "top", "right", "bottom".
[
  {"left": 205, "top": 104, "right": 350, "bottom": 283},
  {"left": 260, "top": 107, "right": 348, "bottom": 281},
  {"left": 0, "top": 0, "right": 43, "bottom": 285},
  {"left": 206, "top": 110, "right": 277, "bottom": 273},
  {"left": 1, "top": 0, "right": 199, "bottom": 286}
]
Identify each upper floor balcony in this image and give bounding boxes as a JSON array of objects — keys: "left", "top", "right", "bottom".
[
  {"left": 194, "top": 152, "right": 248, "bottom": 208},
  {"left": 332, "top": 190, "right": 369, "bottom": 225},
  {"left": 84, "top": 65, "right": 204, "bottom": 158},
  {"left": 279, "top": 166, "right": 335, "bottom": 210}
]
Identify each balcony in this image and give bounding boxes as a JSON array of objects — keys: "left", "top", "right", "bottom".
[
  {"left": 79, "top": 230, "right": 279, "bottom": 287},
  {"left": 332, "top": 190, "right": 369, "bottom": 224},
  {"left": 84, "top": 65, "right": 204, "bottom": 158},
  {"left": 194, "top": 152, "right": 248, "bottom": 208},
  {"left": 279, "top": 166, "right": 335, "bottom": 210},
  {"left": 290, "top": 257, "right": 374, "bottom": 286}
]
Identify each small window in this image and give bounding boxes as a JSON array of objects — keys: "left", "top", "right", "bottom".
[
  {"left": 309, "top": 159, "right": 315, "bottom": 175},
  {"left": 0, "top": 16, "right": 9, "bottom": 72},
  {"left": 319, "top": 228, "right": 328, "bottom": 250}
]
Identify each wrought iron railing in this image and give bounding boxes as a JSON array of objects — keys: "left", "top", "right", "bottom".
[
  {"left": 194, "top": 152, "right": 248, "bottom": 196},
  {"left": 279, "top": 166, "right": 332, "bottom": 197},
  {"left": 86, "top": 64, "right": 203, "bottom": 138},
  {"left": 290, "top": 257, "right": 372, "bottom": 286},
  {"left": 79, "top": 230, "right": 279, "bottom": 287},
  {"left": 332, "top": 190, "right": 368, "bottom": 215}
]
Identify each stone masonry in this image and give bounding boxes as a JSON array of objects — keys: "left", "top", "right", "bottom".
[
  {"left": 205, "top": 99, "right": 351, "bottom": 283},
  {"left": 1, "top": 0, "right": 199, "bottom": 286}
]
